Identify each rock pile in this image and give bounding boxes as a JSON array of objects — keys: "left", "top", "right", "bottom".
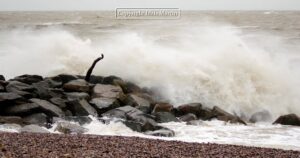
[{"left": 0, "top": 74, "right": 299, "bottom": 137}]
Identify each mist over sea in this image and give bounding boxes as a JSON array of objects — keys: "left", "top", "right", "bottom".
[{"left": 0, "top": 11, "right": 300, "bottom": 150}]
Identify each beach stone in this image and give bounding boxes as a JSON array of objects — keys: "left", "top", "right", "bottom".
[
  {"left": 152, "top": 103, "right": 173, "bottom": 113},
  {"left": 90, "top": 98, "right": 120, "bottom": 114},
  {"left": 249, "top": 110, "right": 272, "bottom": 123},
  {"left": 23, "top": 113, "right": 48, "bottom": 126},
  {"left": 124, "top": 94, "right": 150, "bottom": 107},
  {"left": 30, "top": 98, "right": 64, "bottom": 117},
  {"left": 67, "top": 99, "right": 98, "bottom": 117},
  {"left": 179, "top": 113, "right": 198, "bottom": 122},
  {"left": 20, "top": 125, "right": 49, "bottom": 133},
  {"left": 50, "top": 97, "right": 67, "bottom": 109},
  {"left": 6, "top": 81, "right": 35, "bottom": 97},
  {"left": 63, "top": 79, "right": 90, "bottom": 93},
  {"left": 0, "top": 116, "right": 23, "bottom": 125},
  {"left": 65, "top": 92, "right": 90, "bottom": 101},
  {"left": 11, "top": 75, "right": 43, "bottom": 85},
  {"left": 273, "top": 114, "right": 300, "bottom": 126},
  {"left": 55, "top": 121, "right": 87, "bottom": 134},
  {"left": 0, "top": 75, "right": 5, "bottom": 81},
  {"left": 144, "top": 128, "right": 175, "bottom": 137},
  {"left": 92, "top": 84, "right": 125, "bottom": 100},
  {"left": 4, "top": 103, "right": 39, "bottom": 115},
  {"left": 154, "top": 112, "right": 179, "bottom": 123},
  {"left": 211, "top": 106, "right": 246, "bottom": 125},
  {"left": 0, "top": 92, "right": 22, "bottom": 102}
]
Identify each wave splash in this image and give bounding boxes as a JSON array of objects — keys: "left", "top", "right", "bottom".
[{"left": 0, "top": 22, "right": 300, "bottom": 119}]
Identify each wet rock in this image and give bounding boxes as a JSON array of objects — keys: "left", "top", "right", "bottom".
[
  {"left": 177, "top": 103, "right": 202, "bottom": 116},
  {"left": 102, "top": 109, "right": 127, "bottom": 120},
  {"left": 124, "top": 94, "right": 150, "bottom": 107},
  {"left": 30, "top": 98, "right": 64, "bottom": 117},
  {"left": 55, "top": 121, "right": 87, "bottom": 134},
  {"left": 4, "top": 103, "right": 39, "bottom": 115},
  {"left": 179, "top": 113, "right": 198, "bottom": 122},
  {"left": 0, "top": 75, "right": 5, "bottom": 81},
  {"left": 85, "top": 75, "right": 104, "bottom": 84},
  {"left": 211, "top": 106, "right": 246, "bottom": 125},
  {"left": 102, "top": 75, "right": 123, "bottom": 85},
  {"left": 50, "top": 97, "right": 67, "bottom": 109},
  {"left": 152, "top": 103, "right": 173, "bottom": 113},
  {"left": 90, "top": 98, "right": 120, "bottom": 114},
  {"left": 20, "top": 125, "right": 49, "bottom": 133},
  {"left": 51, "top": 74, "right": 78, "bottom": 85},
  {"left": 11, "top": 75, "right": 43, "bottom": 85},
  {"left": 0, "top": 85, "right": 4, "bottom": 92},
  {"left": 65, "top": 92, "right": 90, "bottom": 101},
  {"left": 0, "top": 116, "right": 23, "bottom": 125},
  {"left": 92, "top": 84, "right": 125, "bottom": 100},
  {"left": 123, "top": 120, "right": 143, "bottom": 132},
  {"left": 63, "top": 79, "right": 91, "bottom": 93},
  {"left": 32, "top": 79, "right": 62, "bottom": 99},
  {"left": 249, "top": 110, "right": 272, "bottom": 123},
  {"left": 154, "top": 112, "right": 179, "bottom": 123},
  {"left": 136, "top": 106, "right": 151, "bottom": 114},
  {"left": 23, "top": 113, "right": 48, "bottom": 126},
  {"left": 0, "top": 92, "right": 22, "bottom": 102},
  {"left": 144, "top": 128, "right": 175, "bottom": 137},
  {"left": 118, "top": 81, "right": 143, "bottom": 94},
  {"left": 53, "top": 116, "right": 93, "bottom": 125},
  {"left": 67, "top": 99, "right": 98, "bottom": 117},
  {"left": 6, "top": 81, "right": 35, "bottom": 97},
  {"left": 273, "top": 114, "right": 300, "bottom": 126}
]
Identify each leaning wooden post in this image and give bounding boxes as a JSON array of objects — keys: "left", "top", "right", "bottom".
[{"left": 85, "top": 54, "right": 104, "bottom": 82}]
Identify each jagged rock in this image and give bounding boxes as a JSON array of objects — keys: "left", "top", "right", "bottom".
[
  {"left": 30, "top": 98, "right": 64, "bottom": 117},
  {"left": 102, "top": 109, "right": 127, "bottom": 120},
  {"left": 4, "top": 103, "right": 39, "bottom": 115},
  {"left": 177, "top": 103, "right": 202, "bottom": 116},
  {"left": 0, "top": 92, "right": 22, "bottom": 102},
  {"left": 20, "top": 125, "right": 49, "bottom": 133},
  {"left": 273, "top": 114, "right": 300, "bottom": 126},
  {"left": 102, "top": 75, "right": 123, "bottom": 85},
  {"left": 0, "top": 75, "right": 5, "bottom": 81},
  {"left": 67, "top": 99, "right": 98, "bottom": 117},
  {"left": 63, "top": 79, "right": 91, "bottom": 93},
  {"left": 154, "top": 112, "right": 179, "bottom": 123},
  {"left": 6, "top": 81, "right": 35, "bottom": 97},
  {"left": 23, "top": 113, "right": 48, "bottom": 126},
  {"left": 118, "top": 81, "right": 143, "bottom": 94},
  {"left": 92, "top": 84, "right": 125, "bottom": 100},
  {"left": 179, "top": 113, "right": 197, "bottom": 122},
  {"left": 32, "top": 79, "right": 61, "bottom": 99},
  {"left": 55, "top": 121, "right": 87, "bottom": 134},
  {"left": 0, "top": 116, "right": 23, "bottom": 125},
  {"left": 47, "top": 88, "right": 65, "bottom": 98},
  {"left": 249, "top": 110, "right": 272, "bottom": 123},
  {"left": 90, "top": 98, "right": 120, "bottom": 114},
  {"left": 65, "top": 92, "right": 90, "bottom": 101},
  {"left": 124, "top": 94, "right": 150, "bottom": 107},
  {"left": 211, "top": 106, "right": 246, "bottom": 125},
  {"left": 11, "top": 75, "right": 43, "bottom": 85},
  {"left": 51, "top": 74, "right": 78, "bottom": 84},
  {"left": 144, "top": 128, "right": 175, "bottom": 137},
  {"left": 50, "top": 97, "right": 67, "bottom": 109},
  {"left": 53, "top": 116, "right": 93, "bottom": 125},
  {"left": 152, "top": 103, "right": 173, "bottom": 113}
]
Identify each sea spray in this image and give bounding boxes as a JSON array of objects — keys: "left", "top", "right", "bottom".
[{"left": 0, "top": 21, "right": 300, "bottom": 119}]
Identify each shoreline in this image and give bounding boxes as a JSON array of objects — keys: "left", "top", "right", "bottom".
[{"left": 0, "top": 132, "right": 299, "bottom": 157}]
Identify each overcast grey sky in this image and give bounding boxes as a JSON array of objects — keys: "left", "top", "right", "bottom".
[{"left": 0, "top": 0, "right": 300, "bottom": 11}]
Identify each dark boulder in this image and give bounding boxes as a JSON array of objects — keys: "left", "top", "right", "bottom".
[
  {"left": 92, "top": 84, "right": 125, "bottom": 100},
  {"left": 144, "top": 128, "right": 175, "bottom": 137},
  {"left": 124, "top": 94, "right": 151, "bottom": 107},
  {"left": 63, "top": 79, "right": 91, "bottom": 93},
  {"left": 179, "top": 113, "right": 198, "bottom": 122},
  {"left": 273, "top": 114, "right": 300, "bottom": 126},
  {"left": 154, "top": 112, "right": 179, "bottom": 123},
  {"left": 102, "top": 109, "right": 127, "bottom": 120},
  {"left": 20, "top": 125, "right": 49, "bottom": 133},
  {"left": 55, "top": 121, "right": 87, "bottom": 134},
  {"left": 51, "top": 74, "right": 78, "bottom": 85},
  {"left": 4, "top": 103, "right": 40, "bottom": 115},
  {"left": 50, "top": 97, "right": 68, "bottom": 109},
  {"left": 249, "top": 110, "right": 272, "bottom": 123},
  {"left": 6, "top": 81, "right": 35, "bottom": 97},
  {"left": 0, "top": 92, "right": 22, "bottom": 102},
  {"left": 118, "top": 81, "right": 143, "bottom": 94},
  {"left": 0, "top": 75, "right": 5, "bottom": 81},
  {"left": 65, "top": 92, "right": 90, "bottom": 101},
  {"left": 0, "top": 85, "right": 4, "bottom": 92},
  {"left": 11, "top": 75, "right": 43, "bottom": 85},
  {"left": 23, "top": 113, "right": 48, "bottom": 126},
  {"left": 152, "top": 103, "right": 173, "bottom": 113},
  {"left": 53, "top": 116, "right": 93, "bottom": 125},
  {"left": 30, "top": 98, "right": 65, "bottom": 117},
  {"left": 84, "top": 75, "right": 104, "bottom": 84},
  {"left": 32, "top": 79, "right": 62, "bottom": 99},
  {"left": 90, "top": 98, "right": 120, "bottom": 114},
  {"left": 0, "top": 116, "right": 23, "bottom": 125},
  {"left": 102, "top": 75, "right": 123, "bottom": 85},
  {"left": 67, "top": 99, "right": 98, "bottom": 117},
  {"left": 211, "top": 106, "right": 246, "bottom": 125},
  {"left": 176, "top": 103, "right": 202, "bottom": 116}
]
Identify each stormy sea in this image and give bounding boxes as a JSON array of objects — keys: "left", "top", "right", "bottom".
[{"left": 0, "top": 11, "right": 300, "bottom": 154}]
